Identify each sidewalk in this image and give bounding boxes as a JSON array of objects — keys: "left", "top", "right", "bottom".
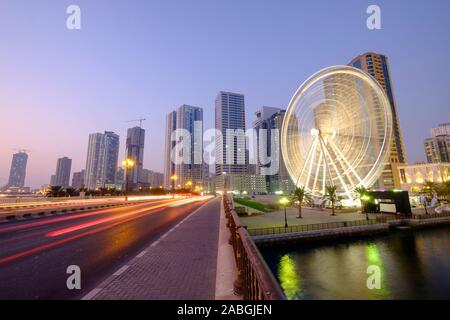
[{"left": 84, "top": 197, "right": 224, "bottom": 300}]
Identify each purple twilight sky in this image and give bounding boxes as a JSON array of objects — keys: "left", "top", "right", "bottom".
[{"left": 0, "top": 0, "right": 450, "bottom": 188}]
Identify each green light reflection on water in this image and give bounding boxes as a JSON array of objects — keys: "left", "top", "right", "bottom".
[
  {"left": 365, "top": 243, "right": 391, "bottom": 299},
  {"left": 277, "top": 254, "right": 302, "bottom": 300}
]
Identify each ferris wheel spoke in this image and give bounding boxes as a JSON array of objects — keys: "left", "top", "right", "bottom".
[
  {"left": 328, "top": 140, "right": 363, "bottom": 184},
  {"left": 312, "top": 149, "right": 322, "bottom": 194},
  {"left": 295, "top": 136, "right": 318, "bottom": 186},
  {"left": 304, "top": 138, "right": 319, "bottom": 189},
  {"left": 320, "top": 137, "right": 353, "bottom": 199}
]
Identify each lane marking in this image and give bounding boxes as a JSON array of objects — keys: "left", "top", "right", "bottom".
[
  {"left": 136, "top": 250, "right": 147, "bottom": 258},
  {"left": 113, "top": 265, "right": 129, "bottom": 276},
  {"left": 81, "top": 287, "right": 102, "bottom": 300}
]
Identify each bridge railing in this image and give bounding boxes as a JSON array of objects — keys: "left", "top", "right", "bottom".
[{"left": 223, "top": 195, "right": 285, "bottom": 300}]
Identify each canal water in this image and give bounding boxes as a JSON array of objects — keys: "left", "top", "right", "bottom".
[{"left": 260, "top": 226, "right": 450, "bottom": 299}]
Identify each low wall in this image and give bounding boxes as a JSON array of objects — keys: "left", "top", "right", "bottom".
[{"left": 253, "top": 224, "right": 389, "bottom": 246}]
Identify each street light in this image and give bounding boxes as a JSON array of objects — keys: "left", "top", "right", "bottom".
[
  {"left": 185, "top": 180, "right": 193, "bottom": 192},
  {"left": 122, "top": 158, "right": 135, "bottom": 201},
  {"left": 279, "top": 196, "right": 290, "bottom": 228}
]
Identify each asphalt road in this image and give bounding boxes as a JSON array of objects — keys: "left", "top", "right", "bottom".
[{"left": 0, "top": 196, "right": 212, "bottom": 299}]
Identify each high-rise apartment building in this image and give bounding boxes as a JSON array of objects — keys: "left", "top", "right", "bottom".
[
  {"left": 125, "top": 126, "right": 145, "bottom": 189},
  {"left": 349, "top": 52, "right": 407, "bottom": 189},
  {"left": 253, "top": 107, "right": 294, "bottom": 193},
  {"left": 84, "top": 131, "right": 120, "bottom": 190},
  {"left": 7, "top": 151, "right": 28, "bottom": 188},
  {"left": 215, "top": 91, "right": 247, "bottom": 175},
  {"left": 71, "top": 170, "right": 85, "bottom": 189},
  {"left": 142, "top": 169, "right": 164, "bottom": 188},
  {"left": 174, "top": 104, "right": 203, "bottom": 187},
  {"left": 115, "top": 167, "right": 124, "bottom": 190},
  {"left": 164, "top": 111, "right": 177, "bottom": 189},
  {"left": 424, "top": 123, "right": 450, "bottom": 163},
  {"left": 431, "top": 123, "right": 450, "bottom": 137},
  {"left": 55, "top": 157, "right": 72, "bottom": 187},
  {"left": 98, "top": 131, "right": 120, "bottom": 188},
  {"left": 215, "top": 91, "right": 249, "bottom": 192}
]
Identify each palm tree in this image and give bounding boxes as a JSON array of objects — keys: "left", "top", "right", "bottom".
[
  {"left": 47, "top": 186, "right": 64, "bottom": 197},
  {"left": 423, "top": 180, "right": 436, "bottom": 198},
  {"left": 323, "top": 185, "right": 338, "bottom": 216},
  {"left": 291, "top": 186, "right": 312, "bottom": 218},
  {"left": 353, "top": 186, "right": 368, "bottom": 212},
  {"left": 65, "top": 187, "right": 77, "bottom": 197}
]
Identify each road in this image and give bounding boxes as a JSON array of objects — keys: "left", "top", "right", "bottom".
[{"left": 0, "top": 196, "right": 213, "bottom": 299}]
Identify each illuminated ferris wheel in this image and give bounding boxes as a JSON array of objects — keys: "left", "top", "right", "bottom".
[{"left": 281, "top": 66, "right": 393, "bottom": 199}]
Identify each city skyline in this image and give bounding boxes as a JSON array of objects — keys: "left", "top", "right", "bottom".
[{"left": 1, "top": 1, "right": 450, "bottom": 188}]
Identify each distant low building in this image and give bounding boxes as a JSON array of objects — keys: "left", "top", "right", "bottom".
[{"left": 215, "top": 174, "right": 267, "bottom": 194}]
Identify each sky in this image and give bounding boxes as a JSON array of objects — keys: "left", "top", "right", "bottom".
[{"left": 0, "top": 0, "right": 450, "bottom": 188}]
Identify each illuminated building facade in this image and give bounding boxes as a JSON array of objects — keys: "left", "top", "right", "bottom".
[
  {"left": 398, "top": 162, "right": 450, "bottom": 191},
  {"left": 349, "top": 52, "right": 407, "bottom": 190}
]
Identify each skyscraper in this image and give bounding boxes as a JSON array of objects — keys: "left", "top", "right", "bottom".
[
  {"left": 98, "top": 131, "right": 120, "bottom": 188},
  {"left": 215, "top": 91, "right": 249, "bottom": 192},
  {"left": 253, "top": 107, "right": 294, "bottom": 193},
  {"left": 72, "top": 170, "right": 85, "bottom": 189},
  {"left": 55, "top": 157, "right": 72, "bottom": 187},
  {"left": 215, "top": 91, "right": 247, "bottom": 176},
  {"left": 115, "top": 167, "right": 124, "bottom": 190},
  {"left": 84, "top": 133, "right": 103, "bottom": 190},
  {"left": 7, "top": 151, "right": 28, "bottom": 188},
  {"left": 174, "top": 104, "right": 203, "bottom": 187},
  {"left": 349, "top": 52, "right": 407, "bottom": 189},
  {"left": 84, "top": 131, "right": 120, "bottom": 190},
  {"left": 164, "top": 111, "right": 177, "bottom": 189},
  {"left": 424, "top": 123, "right": 450, "bottom": 163},
  {"left": 125, "top": 126, "right": 145, "bottom": 189}
]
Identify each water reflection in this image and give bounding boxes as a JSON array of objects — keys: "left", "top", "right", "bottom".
[
  {"left": 277, "top": 254, "right": 302, "bottom": 299},
  {"left": 365, "top": 243, "right": 391, "bottom": 299},
  {"left": 264, "top": 227, "right": 450, "bottom": 299}
]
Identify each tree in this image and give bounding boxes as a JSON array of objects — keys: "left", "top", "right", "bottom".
[
  {"left": 291, "top": 186, "right": 312, "bottom": 218},
  {"left": 323, "top": 185, "right": 338, "bottom": 216},
  {"left": 65, "top": 187, "right": 77, "bottom": 197},
  {"left": 437, "top": 180, "right": 450, "bottom": 201},
  {"left": 353, "top": 186, "right": 368, "bottom": 212},
  {"left": 423, "top": 180, "right": 436, "bottom": 199},
  {"left": 47, "top": 186, "right": 64, "bottom": 197}
]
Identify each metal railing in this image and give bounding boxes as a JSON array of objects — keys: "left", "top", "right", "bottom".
[
  {"left": 412, "top": 211, "right": 450, "bottom": 220},
  {"left": 223, "top": 195, "right": 285, "bottom": 300},
  {"left": 248, "top": 217, "right": 387, "bottom": 236}
]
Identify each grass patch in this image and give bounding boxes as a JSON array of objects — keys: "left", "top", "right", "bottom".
[{"left": 233, "top": 197, "right": 270, "bottom": 212}]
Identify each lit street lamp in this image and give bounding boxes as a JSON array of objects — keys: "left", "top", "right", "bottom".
[
  {"left": 122, "top": 158, "right": 135, "bottom": 201},
  {"left": 279, "top": 196, "right": 290, "bottom": 228}
]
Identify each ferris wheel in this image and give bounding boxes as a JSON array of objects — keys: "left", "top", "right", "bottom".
[{"left": 281, "top": 66, "right": 393, "bottom": 199}]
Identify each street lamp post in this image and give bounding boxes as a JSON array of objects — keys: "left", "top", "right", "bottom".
[
  {"left": 122, "top": 158, "right": 134, "bottom": 202},
  {"left": 279, "top": 197, "right": 290, "bottom": 228}
]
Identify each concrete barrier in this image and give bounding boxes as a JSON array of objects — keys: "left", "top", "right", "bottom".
[{"left": 0, "top": 201, "right": 133, "bottom": 222}]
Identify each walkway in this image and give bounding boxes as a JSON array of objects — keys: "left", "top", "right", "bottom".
[{"left": 84, "top": 197, "right": 223, "bottom": 300}]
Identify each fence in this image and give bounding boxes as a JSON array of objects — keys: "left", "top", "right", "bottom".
[
  {"left": 412, "top": 211, "right": 450, "bottom": 220},
  {"left": 223, "top": 195, "right": 285, "bottom": 300},
  {"left": 248, "top": 217, "right": 387, "bottom": 236}
]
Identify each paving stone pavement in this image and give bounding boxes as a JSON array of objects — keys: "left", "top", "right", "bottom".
[{"left": 88, "top": 197, "right": 221, "bottom": 300}]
